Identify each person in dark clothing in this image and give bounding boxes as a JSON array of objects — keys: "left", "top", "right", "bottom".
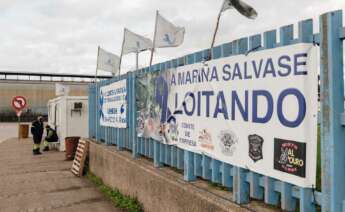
[
  {"left": 43, "top": 125, "right": 59, "bottom": 151},
  {"left": 31, "top": 116, "right": 44, "bottom": 155}
]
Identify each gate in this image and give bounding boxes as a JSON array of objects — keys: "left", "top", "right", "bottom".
[{"left": 89, "top": 10, "right": 345, "bottom": 211}]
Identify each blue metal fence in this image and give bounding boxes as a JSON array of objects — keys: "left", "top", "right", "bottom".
[{"left": 89, "top": 10, "right": 345, "bottom": 212}]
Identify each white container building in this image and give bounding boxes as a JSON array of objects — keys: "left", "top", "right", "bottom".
[{"left": 47, "top": 96, "right": 89, "bottom": 151}]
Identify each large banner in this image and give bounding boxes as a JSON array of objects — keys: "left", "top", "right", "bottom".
[
  {"left": 100, "top": 79, "right": 127, "bottom": 128},
  {"left": 136, "top": 43, "right": 318, "bottom": 187}
]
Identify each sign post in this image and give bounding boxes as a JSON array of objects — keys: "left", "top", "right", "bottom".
[{"left": 11, "top": 96, "right": 27, "bottom": 139}]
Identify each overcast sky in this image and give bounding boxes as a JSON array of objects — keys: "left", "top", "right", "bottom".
[{"left": 0, "top": 0, "right": 344, "bottom": 75}]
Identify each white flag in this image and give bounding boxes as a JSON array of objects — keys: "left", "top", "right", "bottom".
[
  {"left": 221, "top": 0, "right": 233, "bottom": 12},
  {"left": 221, "top": 0, "right": 258, "bottom": 19},
  {"left": 97, "top": 47, "right": 120, "bottom": 74},
  {"left": 55, "top": 83, "right": 70, "bottom": 96},
  {"left": 121, "top": 28, "right": 153, "bottom": 55},
  {"left": 154, "top": 12, "right": 185, "bottom": 48}
]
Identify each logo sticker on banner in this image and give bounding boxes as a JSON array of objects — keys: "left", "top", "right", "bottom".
[
  {"left": 248, "top": 134, "right": 264, "bottom": 162},
  {"left": 274, "top": 138, "right": 306, "bottom": 178},
  {"left": 218, "top": 129, "right": 238, "bottom": 157},
  {"left": 136, "top": 43, "right": 318, "bottom": 188},
  {"left": 99, "top": 79, "right": 127, "bottom": 128}
]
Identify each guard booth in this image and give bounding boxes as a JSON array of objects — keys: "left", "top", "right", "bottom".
[{"left": 47, "top": 96, "right": 89, "bottom": 151}]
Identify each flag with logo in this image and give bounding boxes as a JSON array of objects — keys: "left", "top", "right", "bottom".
[
  {"left": 220, "top": 0, "right": 257, "bottom": 19},
  {"left": 121, "top": 28, "right": 153, "bottom": 55},
  {"left": 153, "top": 12, "right": 185, "bottom": 48},
  {"left": 97, "top": 47, "right": 120, "bottom": 74}
]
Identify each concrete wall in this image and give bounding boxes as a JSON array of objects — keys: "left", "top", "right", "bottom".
[
  {"left": 0, "top": 80, "right": 88, "bottom": 121},
  {"left": 89, "top": 140, "right": 277, "bottom": 212}
]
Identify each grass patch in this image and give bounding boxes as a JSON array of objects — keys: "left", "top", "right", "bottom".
[
  {"left": 87, "top": 172, "right": 143, "bottom": 212},
  {"left": 208, "top": 182, "right": 229, "bottom": 191},
  {"left": 169, "top": 166, "right": 184, "bottom": 174}
]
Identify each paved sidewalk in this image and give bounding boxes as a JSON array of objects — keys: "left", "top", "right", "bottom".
[{"left": 0, "top": 138, "right": 119, "bottom": 212}]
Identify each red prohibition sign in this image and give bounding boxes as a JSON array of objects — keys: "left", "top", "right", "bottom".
[{"left": 12, "top": 96, "right": 27, "bottom": 111}]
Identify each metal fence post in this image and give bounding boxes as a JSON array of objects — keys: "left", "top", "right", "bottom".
[
  {"left": 297, "top": 18, "right": 316, "bottom": 212},
  {"left": 131, "top": 72, "right": 139, "bottom": 158},
  {"left": 232, "top": 37, "right": 249, "bottom": 204},
  {"left": 154, "top": 141, "right": 163, "bottom": 167},
  {"left": 248, "top": 33, "right": 264, "bottom": 201},
  {"left": 262, "top": 29, "right": 279, "bottom": 206},
  {"left": 184, "top": 151, "right": 196, "bottom": 181},
  {"left": 320, "top": 10, "right": 345, "bottom": 212}
]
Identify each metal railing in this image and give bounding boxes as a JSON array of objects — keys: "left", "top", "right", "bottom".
[
  {"left": 89, "top": 10, "right": 345, "bottom": 212},
  {"left": 0, "top": 71, "right": 112, "bottom": 82}
]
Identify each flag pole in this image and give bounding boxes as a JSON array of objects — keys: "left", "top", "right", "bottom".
[
  {"left": 94, "top": 46, "right": 100, "bottom": 83},
  {"left": 136, "top": 51, "right": 139, "bottom": 71},
  {"left": 95, "top": 46, "right": 100, "bottom": 141},
  {"left": 119, "top": 28, "right": 126, "bottom": 76},
  {"left": 149, "top": 10, "right": 159, "bottom": 66},
  {"left": 209, "top": 5, "right": 223, "bottom": 61},
  {"left": 210, "top": 10, "right": 222, "bottom": 51}
]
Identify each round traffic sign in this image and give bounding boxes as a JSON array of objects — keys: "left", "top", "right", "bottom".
[{"left": 12, "top": 96, "right": 27, "bottom": 111}]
